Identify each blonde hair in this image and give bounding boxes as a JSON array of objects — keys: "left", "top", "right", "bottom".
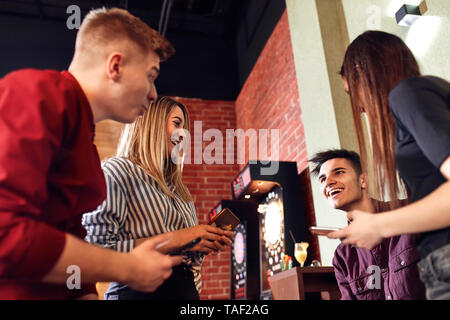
[
  {"left": 75, "top": 7, "right": 175, "bottom": 61},
  {"left": 117, "top": 96, "right": 192, "bottom": 202}
]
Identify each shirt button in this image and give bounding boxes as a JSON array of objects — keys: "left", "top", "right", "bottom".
[
  {"left": 401, "top": 260, "right": 405, "bottom": 266},
  {"left": 357, "top": 287, "right": 362, "bottom": 292}
]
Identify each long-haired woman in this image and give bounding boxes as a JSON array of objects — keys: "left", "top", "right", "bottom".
[
  {"left": 328, "top": 31, "right": 450, "bottom": 299},
  {"left": 83, "top": 96, "right": 233, "bottom": 300}
]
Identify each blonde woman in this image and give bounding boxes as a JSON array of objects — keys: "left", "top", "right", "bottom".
[{"left": 83, "top": 96, "right": 233, "bottom": 300}]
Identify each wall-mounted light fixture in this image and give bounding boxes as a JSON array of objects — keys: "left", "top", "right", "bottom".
[{"left": 396, "top": 1, "right": 428, "bottom": 26}]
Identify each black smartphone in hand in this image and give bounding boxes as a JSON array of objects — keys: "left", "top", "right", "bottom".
[{"left": 168, "top": 237, "right": 201, "bottom": 256}]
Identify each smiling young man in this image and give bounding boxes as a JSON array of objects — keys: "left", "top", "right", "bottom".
[
  {"left": 0, "top": 8, "right": 182, "bottom": 299},
  {"left": 310, "top": 149, "right": 425, "bottom": 300}
]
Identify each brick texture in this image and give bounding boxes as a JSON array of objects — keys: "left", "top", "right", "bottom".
[
  {"left": 235, "top": 11, "right": 319, "bottom": 262},
  {"left": 178, "top": 9, "right": 320, "bottom": 300},
  {"left": 175, "top": 98, "right": 239, "bottom": 300}
]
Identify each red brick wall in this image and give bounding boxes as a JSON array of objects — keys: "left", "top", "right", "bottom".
[
  {"left": 235, "top": 11, "right": 320, "bottom": 262},
  {"left": 177, "top": 9, "right": 320, "bottom": 300},
  {"left": 177, "top": 98, "right": 239, "bottom": 300}
]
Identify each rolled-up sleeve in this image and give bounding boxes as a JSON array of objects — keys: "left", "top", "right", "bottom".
[{"left": 82, "top": 168, "right": 135, "bottom": 253}]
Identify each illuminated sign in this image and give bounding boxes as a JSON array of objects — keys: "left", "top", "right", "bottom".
[
  {"left": 232, "top": 223, "right": 247, "bottom": 299},
  {"left": 259, "top": 187, "right": 284, "bottom": 294},
  {"left": 232, "top": 165, "right": 251, "bottom": 199},
  {"left": 209, "top": 203, "right": 223, "bottom": 222}
]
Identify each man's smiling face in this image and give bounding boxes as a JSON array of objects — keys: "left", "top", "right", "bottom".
[{"left": 318, "top": 158, "right": 365, "bottom": 211}]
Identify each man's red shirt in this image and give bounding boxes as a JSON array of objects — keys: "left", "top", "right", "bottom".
[{"left": 0, "top": 69, "right": 106, "bottom": 299}]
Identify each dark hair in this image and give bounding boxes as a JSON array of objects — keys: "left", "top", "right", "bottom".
[
  {"left": 310, "top": 149, "right": 362, "bottom": 177},
  {"left": 340, "top": 30, "right": 419, "bottom": 209}
]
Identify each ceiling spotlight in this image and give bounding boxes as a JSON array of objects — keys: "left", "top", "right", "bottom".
[{"left": 395, "top": 1, "right": 428, "bottom": 26}]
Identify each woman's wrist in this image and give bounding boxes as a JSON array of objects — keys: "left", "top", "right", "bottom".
[
  {"left": 194, "top": 225, "right": 203, "bottom": 239},
  {"left": 373, "top": 210, "right": 394, "bottom": 238}
]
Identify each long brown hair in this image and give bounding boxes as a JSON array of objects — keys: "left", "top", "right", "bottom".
[
  {"left": 340, "top": 31, "right": 420, "bottom": 209},
  {"left": 117, "top": 96, "right": 192, "bottom": 202}
]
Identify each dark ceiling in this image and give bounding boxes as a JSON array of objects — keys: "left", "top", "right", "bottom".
[{"left": 0, "top": 0, "right": 286, "bottom": 100}]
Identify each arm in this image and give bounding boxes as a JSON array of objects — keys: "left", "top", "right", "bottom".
[
  {"left": 0, "top": 72, "right": 181, "bottom": 293},
  {"left": 82, "top": 168, "right": 136, "bottom": 253},
  {"left": 380, "top": 79, "right": 450, "bottom": 235},
  {"left": 87, "top": 164, "right": 233, "bottom": 254},
  {"left": 42, "top": 232, "right": 182, "bottom": 293},
  {"left": 0, "top": 72, "right": 69, "bottom": 280},
  {"left": 377, "top": 162, "right": 450, "bottom": 238},
  {"left": 135, "top": 224, "right": 234, "bottom": 254}
]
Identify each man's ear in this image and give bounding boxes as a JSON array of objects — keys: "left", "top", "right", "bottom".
[
  {"left": 106, "top": 52, "right": 124, "bottom": 81},
  {"left": 360, "top": 173, "right": 368, "bottom": 189}
]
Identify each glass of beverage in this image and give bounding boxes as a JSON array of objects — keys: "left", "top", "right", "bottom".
[{"left": 294, "top": 242, "right": 309, "bottom": 267}]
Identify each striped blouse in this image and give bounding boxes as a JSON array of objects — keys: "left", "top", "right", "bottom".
[{"left": 82, "top": 156, "right": 203, "bottom": 292}]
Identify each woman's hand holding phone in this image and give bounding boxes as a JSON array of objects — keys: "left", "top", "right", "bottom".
[{"left": 189, "top": 224, "right": 234, "bottom": 255}]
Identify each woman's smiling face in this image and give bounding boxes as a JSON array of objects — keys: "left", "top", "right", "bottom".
[{"left": 166, "top": 106, "right": 186, "bottom": 159}]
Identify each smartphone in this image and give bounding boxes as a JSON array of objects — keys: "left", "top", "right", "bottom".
[
  {"left": 309, "top": 226, "right": 340, "bottom": 236},
  {"left": 208, "top": 208, "right": 240, "bottom": 231},
  {"left": 168, "top": 237, "right": 201, "bottom": 256}
]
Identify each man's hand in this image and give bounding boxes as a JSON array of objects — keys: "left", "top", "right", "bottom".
[
  {"left": 327, "top": 210, "right": 384, "bottom": 250},
  {"left": 126, "top": 234, "right": 182, "bottom": 292}
]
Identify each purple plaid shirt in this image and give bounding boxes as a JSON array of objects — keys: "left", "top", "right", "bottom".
[{"left": 333, "top": 234, "right": 426, "bottom": 300}]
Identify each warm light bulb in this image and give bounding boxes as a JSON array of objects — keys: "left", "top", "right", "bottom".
[
  {"left": 406, "top": 16, "right": 440, "bottom": 58},
  {"left": 264, "top": 202, "right": 282, "bottom": 245}
]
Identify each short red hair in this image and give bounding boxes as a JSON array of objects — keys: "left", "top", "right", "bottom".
[{"left": 76, "top": 7, "right": 175, "bottom": 61}]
